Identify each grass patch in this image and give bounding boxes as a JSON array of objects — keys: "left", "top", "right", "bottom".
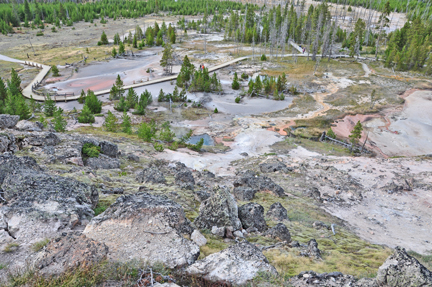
[
  {"left": 0, "top": 263, "right": 7, "bottom": 270},
  {"left": 3, "top": 242, "right": 19, "bottom": 253},
  {"left": 271, "top": 137, "right": 351, "bottom": 157},
  {"left": 94, "top": 195, "right": 119, "bottom": 216},
  {"left": 198, "top": 232, "right": 229, "bottom": 259},
  {"left": 31, "top": 239, "right": 50, "bottom": 252}
]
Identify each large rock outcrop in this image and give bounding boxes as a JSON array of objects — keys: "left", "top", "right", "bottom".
[
  {"left": 0, "top": 154, "right": 99, "bottom": 273},
  {"left": 85, "top": 154, "right": 120, "bottom": 169},
  {"left": 194, "top": 186, "right": 242, "bottom": 231},
  {"left": 0, "top": 133, "right": 17, "bottom": 153},
  {"left": 186, "top": 241, "right": 278, "bottom": 285},
  {"left": 376, "top": 246, "right": 432, "bottom": 286},
  {"left": 238, "top": 203, "right": 267, "bottom": 232},
  {"left": 83, "top": 193, "right": 199, "bottom": 268},
  {"left": 0, "top": 114, "right": 20, "bottom": 129},
  {"left": 233, "top": 170, "right": 285, "bottom": 199},
  {"left": 259, "top": 161, "right": 292, "bottom": 173}
]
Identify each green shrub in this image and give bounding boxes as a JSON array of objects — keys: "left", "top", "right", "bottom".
[
  {"left": 82, "top": 143, "right": 101, "bottom": 158},
  {"left": 137, "top": 122, "right": 156, "bottom": 142},
  {"left": 153, "top": 143, "right": 164, "bottom": 152},
  {"left": 235, "top": 97, "right": 241, "bottom": 103},
  {"left": 190, "top": 138, "right": 204, "bottom": 152},
  {"left": 53, "top": 108, "right": 67, "bottom": 132},
  {"left": 327, "top": 128, "right": 337, "bottom": 139},
  {"left": 214, "top": 108, "right": 218, "bottom": 113},
  {"left": 261, "top": 54, "right": 267, "bottom": 61},
  {"left": 232, "top": 72, "right": 240, "bottom": 90},
  {"left": 85, "top": 91, "right": 102, "bottom": 114},
  {"left": 51, "top": 65, "right": 60, "bottom": 77},
  {"left": 241, "top": 73, "right": 248, "bottom": 80},
  {"left": 77, "top": 105, "right": 95, "bottom": 123},
  {"left": 36, "top": 31, "right": 43, "bottom": 36}
]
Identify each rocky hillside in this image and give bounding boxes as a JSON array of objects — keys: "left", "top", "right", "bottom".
[{"left": 0, "top": 114, "right": 431, "bottom": 286}]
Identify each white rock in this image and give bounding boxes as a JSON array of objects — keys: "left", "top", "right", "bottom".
[{"left": 191, "top": 229, "right": 207, "bottom": 247}]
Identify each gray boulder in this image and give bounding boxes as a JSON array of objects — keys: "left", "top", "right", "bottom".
[
  {"left": 291, "top": 271, "right": 359, "bottom": 287},
  {"left": 136, "top": 166, "right": 166, "bottom": 184},
  {"left": 99, "top": 141, "right": 118, "bottom": 158},
  {"left": 376, "top": 246, "right": 432, "bottom": 287},
  {"left": 194, "top": 190, "right": 210, "bottom": 202},
  {"left": 266, "top": 202, "right": 289, "bottom": 221},
  {"left": 265, "top": 223, "right": 291, "bottom": 242},
  {"left": 15, "top": 120, "right": 43, "bottom": 132},
  {"left": 194, "top": 186, "right": 242, "bottom": 231},
  {"left": 22, "top": 132, "right": 61, "bottom": 147},
  {"left": 186, "top": 241, "right": 277, "bottom": 285},
  {"left": 85, "top": 154, "right": 120, "bottom": 169},
  {"left": 127, "top": 154, "right": 140, "bottom": 162},
  {"left": 259, "top": 161, "right": 292, "bottom": 173},
  {"left": 83, "top": 193, "right": 199, "bottom": 268},
  {"left": 234, "top": 170, "right": 285, "bottom": 198},
  {"left": 238, "top": 203, "right": 267, "bottom": 232},
  {"left": 175, "top": 169, "right": 195, "bottom": 190},
  {"left": 0, "top": 114, "right": 19, "bottom": 129},
  {"left": 0, "top": 153, "right": 41, "bottom": 185}
]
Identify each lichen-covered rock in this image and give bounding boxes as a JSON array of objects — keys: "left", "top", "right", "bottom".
[
  {"left": 0, "top": 153, "right": 40, "bottom": 185},
  {"left": 15, "top": 120, "right": 43, "bottom": 132},
  {"left": 194, "top": 190, "right": 210, "bottom": 202},
  {"left": 259, "top": 161, "right": 292, "bottom": 173},
  {"left": 233, "top": 186, "right": 256, "bottom": 201},
  {"left": 0, "top": 114, "right": 20, "bottom": 129},
  {"left": 85, "top": 154, "right": 120, "bottom": 169},
  {"left": 35, "top": 233, "right": 109, "bottom": 275},
  {"left": 265, "top": 223, "right": 291, "bottom": 242},
  {"left": 266, "top": 202, "right": 289, "bottom": 221},
  {"left": 194, "top": 186, "right": 242, "bottom": 230},
  {"left": 290, "top": 271, "right": 360, "bottom": 287},
  {"left": 0, "top": 133, "right": 17, "bottom": 153},
  {"left": 83, "top": 193, "right": 199, "bottom": 268},
  {"left": 376, "top": 246, "right": 432, "bottom": 287},
  {"left": 186, "top": 241, "right": 277, "bottom": 285},
  {"left": 301, "top": 239, "right": 322, "bottom": 259},
  {"left": 22, "top": 132, "right": 61, "bottom": 147},
  {"left": 238, "top": 203, "right": 267, "bottom": 232},
  {"left": 136, "top": 166, "right": 166, "bottom": 184},
  {"left": 233, "top": 170, "right": 285, "bottom": 198},
  {"left": 175, "top": 169, "right": 195, "bottom": 190}
]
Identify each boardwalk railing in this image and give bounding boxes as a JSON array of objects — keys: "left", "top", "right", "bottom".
[
  {"left": 319, "top": 132, "right": 372, "bottom": 154},
  {"left": 31, "top": 80, "right": 75, "bottom": 102}
]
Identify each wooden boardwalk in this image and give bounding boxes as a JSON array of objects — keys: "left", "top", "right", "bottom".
[{"left": 2, "top": 48, "right": 353, "bottom": 102}]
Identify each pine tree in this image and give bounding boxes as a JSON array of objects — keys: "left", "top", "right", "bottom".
[
  {"left": 44, "top": 95, "right": 57, "bottom": 117},
  {"left": 24, "top": 0, "right": 31, "bottom": 22},
  {"left": 109, "top": 75, "right": 124, "bottom": 100},
  {"left": 327, "top": 128, "right": 336, "bottom": 139},
  {"left": 78, "top": 104, "right": 95, "bottom": 123},
  {"left": 119, "top": 42, "right": 125, "bottom": 55},
  {"left": 85, "top": 91, "right": 102, "bottom": 113},
  {"left": 53, "top": 108, "right": 67, "bottom": 132},
  {"left": 349, "top": 120, "right": 363, "bottom": 145},
  {"left": 160, "top": 43, "right": 174, "bottom": 74},
  {"left": 113, "top": 33, "right": 120, "bottom": 45},
  {"left": 112, "top": 47, "right": 117, "bottom": 58},
  {"left": 125, "top": 88, "right": 138, "bottom": 109},
  {"left": 114, "top": 96, "right": 129, "bottom": 112},
  {"left": 78, "top": 89, "right": 86, "bottom": 104},
  {"left": 51, "top": 65, "right": 60, "bottom": 77},
  {"left": 10, "top": 68, "right": 21, "bottom": 92},
  {"left": 121, "top": 111, "right": 132, "bottom": 134},
  {"left": 232, "top": 72, "right": 240, "bottom": 90},
  {"left": 104, "top": 110, "right": 117, "bottom": 132},
  {"left": 0, "top": 77, "right": 7, "bottom": 102},
  {"left": 134, "top": 89, "right": 152, "bottom": 115},
  {"left": 100, "top": 31, "right": 108, "bottom": 45}
]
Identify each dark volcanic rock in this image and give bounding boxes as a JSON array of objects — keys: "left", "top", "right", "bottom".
[
  {"left": 259, "top": 161, "right": 292, "bottom": 173},
  {"left": 85, "top": 154, "right": 120, "bottom": 169},
  {"left": 0, "top": 114, "right": 20, "bottom": 129},
  {"left": 35, "top": 233, "right": 109, "bottom": 275},
  {"left": 175, "top": 169, "right": 195, "bottom": 190},
  {"left": 265, "top": 223, "right": 291, "bottom": 242},
  {"left": 234, "top": 170, "right": 285, "bottom": 198},
  {"left": 136, "top": 166, "right": 166, "bottom": 184},
  {"left": 266, "top": 202, "right": 289, "bottom": 221},
  {"left": 99, "top": 140, "right": 118, "bottom": 158},
  {"left": 186, "top": 241, "right": 277, "bottom": 285},
  {"left": 238, "top": 203, "right": 267, "bottom": 232},
  {"left": 376, "top": 246, "right": 432, "bottom": 286},
  {"left": 194, "top": 186, "right": 242, "bottom": 230},
  {"left": 84, "top": 193, "right": 199, "bottom": 268}
]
